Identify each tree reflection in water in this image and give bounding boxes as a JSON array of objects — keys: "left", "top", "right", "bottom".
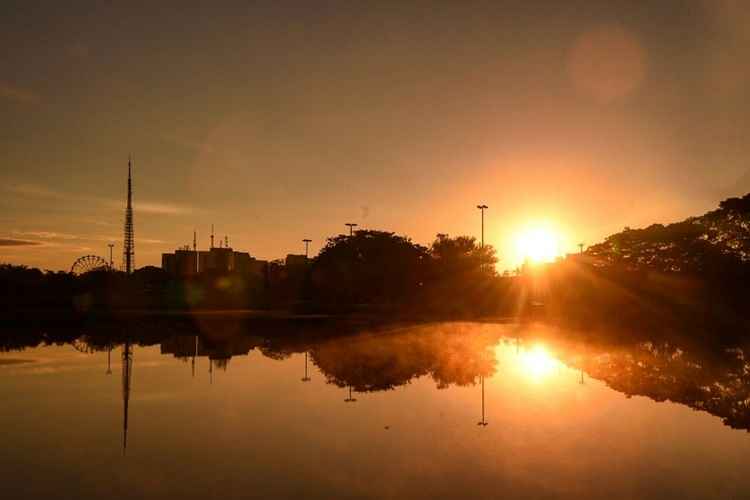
[{"left": 3, "top": 320, "right": 750, "bottom": 432}]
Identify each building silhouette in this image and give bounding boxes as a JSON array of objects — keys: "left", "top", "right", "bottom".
[{"left": 161, "top": 243, "right": 267, "bottom": 278}]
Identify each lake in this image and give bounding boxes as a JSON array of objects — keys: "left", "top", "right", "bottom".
[{"left": 2, "top": 319, "right": 749, "bottom": 499}]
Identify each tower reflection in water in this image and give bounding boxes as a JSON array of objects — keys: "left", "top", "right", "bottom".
[{"left": 121, "top": 341, "right": 132, "bottom": 456}]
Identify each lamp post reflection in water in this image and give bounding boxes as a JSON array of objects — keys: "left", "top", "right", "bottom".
[
  {"left": 477, "top": 375, "right": 488, "bottom": 427},
  {"left": 344, "top": 385, "right": 357, "bottom": 403},
  {"left": 301, "top": 352, "right": 311, "bottom": 382},
  {"left": 106, "top": 345, "right": 112, "bottom": 375},
  {"left": 192, "top": 335, "right": 198, "bottom": 379}
]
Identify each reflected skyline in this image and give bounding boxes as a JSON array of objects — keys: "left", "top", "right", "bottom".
[
  {"left": 8, "top": 321, "right": 750, "bottom": 437},
  {"left": 4, "top": 321, "right": 750, "bottom": 499}
]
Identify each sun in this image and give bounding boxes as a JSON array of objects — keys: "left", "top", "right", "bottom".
[{"left": 515, "top": 226, "right": 562, "bottom": 264}]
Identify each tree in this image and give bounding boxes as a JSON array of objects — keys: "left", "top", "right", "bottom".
[
  {"left": 311, "top": 230, "right": 428, "bottom": 306},
  {"left": 421, "top": 234, "right": 500, "bottom": 315},
  {"left": 429, "top": 234, "right": 497, "bottom": 277}
]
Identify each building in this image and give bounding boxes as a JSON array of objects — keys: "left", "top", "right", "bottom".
[{"left": 162, "top": 245, "right": 268, "bottom": 278}]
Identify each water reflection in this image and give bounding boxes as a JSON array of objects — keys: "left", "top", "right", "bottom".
[
  {"left": 477, "top": 375, "right": 487, "bottom": 427},
  {"left": 3, "top": 320, "right": 750, "bottom": 499},
  {"left": 3, "top": 319, "right": 750, "bottom": 433},
  {"left": 301, "top": 351, "right": 311, "bottom": 382},
  {"left": 121, "top": 341, "right": 132, "bottom": 455}
]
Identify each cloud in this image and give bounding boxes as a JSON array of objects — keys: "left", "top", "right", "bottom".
[
  {"left": 0, "top": 82, "right": 41, "bottom": 104},
  {"left": 6, "top": 182, "right": 196, "bottom": 216},
  {"left": 0, "top": 238, "right": 41, "bottom": 246},
  {"left": 136, "top": 202, "right": 193, "bottom": 215},
  {"left": 7, "top": 184, "right": 66, "bottom": 199},
  {"left": 12, "top": 230, "right": 79, "bottom": 240},
  {"left": 9, "top": 230, "right": 165, "bottom": 248}
]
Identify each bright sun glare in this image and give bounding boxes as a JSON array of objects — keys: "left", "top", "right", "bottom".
[
  {"left": 515, "top": 227, "right": 562, "bottom": 264},
  {"left": 519, "top": 344, "right": 558, "bottom": 380}
]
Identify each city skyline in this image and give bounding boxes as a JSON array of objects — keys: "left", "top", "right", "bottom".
[{"left": 3, "top": 1, "right": 750, "bottom": 272}]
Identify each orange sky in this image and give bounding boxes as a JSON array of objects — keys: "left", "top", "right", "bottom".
[{"left": 2, "top": 1, "right": 750, "bottom": 271}]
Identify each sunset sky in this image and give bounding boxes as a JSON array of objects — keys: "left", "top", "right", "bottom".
[{"left": 2, "top": 1, "right": 750, "bottom": 271}]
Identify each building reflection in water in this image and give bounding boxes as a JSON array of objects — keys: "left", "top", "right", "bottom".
[{"left": 47, "top": 320, "right": 750, "bottom": 451}]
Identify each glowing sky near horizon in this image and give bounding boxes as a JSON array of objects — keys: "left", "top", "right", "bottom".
[{"left": 2, "top": 1, "right": 750, "bottom": 271}]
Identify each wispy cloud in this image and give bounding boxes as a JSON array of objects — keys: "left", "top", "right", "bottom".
[
  {"left": 12, "top": 230, "right": 79, "bottom": 240},
  {"left": 7, "top": 184, "right": 65, "bottom": 199},
  {"left": 10, "top": 230, "right": 164, "bottom": 246},
  {"left": 6, "top": 182, "right": 196, "bottom": 216},
  {"left": 137, "top": 202, "right": 194, "bottom": 216},
  {"left": 0, "top": 238, "right": 41, "bottom": 247},
  {"left": 0, "top": 82, "right": 41, "bottom": 105}
]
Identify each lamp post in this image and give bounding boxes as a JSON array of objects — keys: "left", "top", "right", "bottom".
[
  {"left": 344, "top": 385, "right": 357, "bottom": 403},
  {"left": 477, "top": 375, "right": 488, "bottom": 426},
  {"left": 303, "top": 239, "right": 312, "bottom": 258},
  {"left": 345, "top": 223, "right": 358, "bottom": 236},
  {"left": 301, "top": 352, "right": 311, "bottom": 382},
  {"left": 107, "top": 243, "right": 115, "bottom": 268},
  {"left": 476, "top": 205, "right": 488, "bottom": 248}
]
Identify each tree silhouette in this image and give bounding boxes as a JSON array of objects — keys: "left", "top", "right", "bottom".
[{"left": 311, "top": 230, "right": 428, "bottom": 307}]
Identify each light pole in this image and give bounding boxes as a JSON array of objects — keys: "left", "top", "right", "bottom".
[
  {"left": 345, "top": 223, "right": 358, "bottom": 236},
  {"left": 108, "top": 243, "right": 115, "bottom": 268},
  {"left": 301, "top": 352, "right": 311, "bottom": 382},
  {"left": 303, "top": 239, "right": 312, "bottom": 258},
  {"left": 344, "top": 385, "right": 357, "bottom": 403},
  {"left": 477, "top": 375, "right": 488, "bottom": 426},
  {"left": 476, "top": 205, "right": 488, "bottom": 248}
]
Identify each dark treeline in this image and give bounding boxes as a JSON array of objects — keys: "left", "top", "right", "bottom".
[
  {"left": 3, "top": 193, "right": 750, "bottom": 336},
  {"left": 0, "top": 231, "right": 517, "bottom": 319}
]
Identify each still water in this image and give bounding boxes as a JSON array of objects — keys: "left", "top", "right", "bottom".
[{"left": 2, "top": 320, "right": 750, "bottom": 499}]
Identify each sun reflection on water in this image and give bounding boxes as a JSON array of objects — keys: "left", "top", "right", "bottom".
[{"left": 516, "top": 344, "right": 561, "bottom": 382}]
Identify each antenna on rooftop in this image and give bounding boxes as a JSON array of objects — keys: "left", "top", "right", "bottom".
[
  {"left": 210, "top": 224, "right": 215, "bottom": 249},
  {"left": 193, "top": 230, "right": 198, "bottom": 273},
  {"left": 225, "top": 235, "right": 229, "bottom": 248}
]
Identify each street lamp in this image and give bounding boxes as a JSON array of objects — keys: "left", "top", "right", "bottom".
[
  {"left": 476, "top": 205, "right": 488, "bottom": 248},
  {"left": 301, "top": 352, "right": 311, "bottom": 382},
  {"left": 477, "top": 375, "right": 488, "bottom": 426},
  {"left": 107, "top": 243, "right": 115, "bottom": 268},
  {"left": 345, "top": 223, "right": 358, "bottom": 236},
  {"left": 303, "top": 239, "right": 312, "bottom": 259},
  {"left": 344, "top": 385, "right": 357, "bottom": 402}
]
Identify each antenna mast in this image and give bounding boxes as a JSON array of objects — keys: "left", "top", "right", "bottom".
[
  {"left": 122, "top": 156, "right": 135, "bottom": 274},
  {"left": 194, "top": 229, "right": 198, "bottom": 273}
]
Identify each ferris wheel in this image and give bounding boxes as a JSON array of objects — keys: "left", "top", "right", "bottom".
[{"left": 70, "top": 255, "right": 111, "bottom": 275}]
